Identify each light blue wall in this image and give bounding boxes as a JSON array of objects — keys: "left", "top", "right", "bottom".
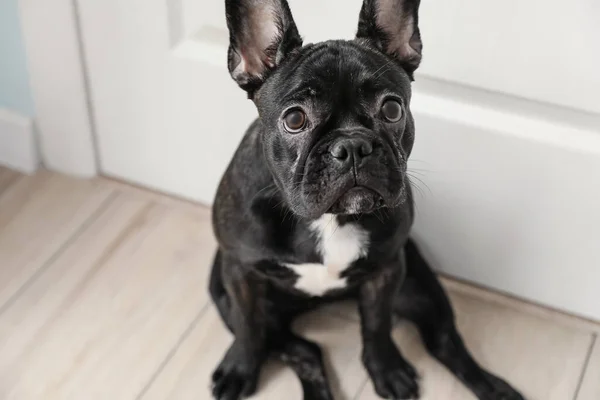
[{"left": 0, "top": 0, "right": 34, "bottom": 116}]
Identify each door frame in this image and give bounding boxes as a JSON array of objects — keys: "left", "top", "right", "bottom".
[{"left": 19, "top": 0, "right": 98, "bottom": 177}]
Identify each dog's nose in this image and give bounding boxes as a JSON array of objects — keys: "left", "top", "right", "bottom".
[{"left": 330, "top": 137, "right": 373, "bottom": 165}]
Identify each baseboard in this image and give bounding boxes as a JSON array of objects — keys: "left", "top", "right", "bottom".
[{"left": 0, "top": 108, "right": 39, "bottom": 174}]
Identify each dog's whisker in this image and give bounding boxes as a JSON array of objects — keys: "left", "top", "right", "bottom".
[
  {"left": 407, "top": 169, "right": 428, "bottom": 177},
  {"left": 407, "top": 174, "right": 432, "bottom": 196}
]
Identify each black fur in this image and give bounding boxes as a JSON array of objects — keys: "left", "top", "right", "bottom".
[{"left": 210, "top": 1, "right": 525, "bottom": 399}]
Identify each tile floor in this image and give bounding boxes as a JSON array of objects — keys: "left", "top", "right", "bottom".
[{"left": 0, "top": 167, "right": 598, "bottom": 400}]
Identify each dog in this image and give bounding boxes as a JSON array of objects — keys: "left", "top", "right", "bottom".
[{"left": 209, "top": 0, "right": 525, "bottom": 399}]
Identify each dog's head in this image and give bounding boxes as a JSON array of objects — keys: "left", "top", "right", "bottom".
[{"left": 226, "top": 0, "right": 422, "bottom": 219}]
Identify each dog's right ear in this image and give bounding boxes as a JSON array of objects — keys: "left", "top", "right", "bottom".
[
  {"left": 225, "top": 0, "right": 303, "bottom": 98},
  {"left": 356, "top": 0, "right": 423, "bottom": 78}
]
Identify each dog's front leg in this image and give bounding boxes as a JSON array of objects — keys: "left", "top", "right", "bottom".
[
  {"left": 211, "top": 263, "right": 270, "bottom": 400},
  {"left": 359, "top": 260, "right": 420, "bottom": 400}
]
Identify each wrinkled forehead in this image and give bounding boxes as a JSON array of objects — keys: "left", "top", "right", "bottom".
[{"left": 261, "top": 41, "right": 412, "bottom": 108}]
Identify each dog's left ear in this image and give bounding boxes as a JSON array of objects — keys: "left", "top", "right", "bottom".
[
  {"left": 225, "top": 0, "right": 303, "bottom": 97},
  {"left": 356, "top": 0, "right": 423, "bottom": 77}
]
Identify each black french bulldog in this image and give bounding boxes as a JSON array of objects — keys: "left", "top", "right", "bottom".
[{"left": 209, "top": 0, "right": 525, "bottom": 399}]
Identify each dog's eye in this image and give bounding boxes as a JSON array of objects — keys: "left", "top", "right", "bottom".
[
  {"left": 283, "top": 110, "right": 307, "bottom": 133},
  {"left": 381, "top": 100, "right": 403, "bottom": 122}
]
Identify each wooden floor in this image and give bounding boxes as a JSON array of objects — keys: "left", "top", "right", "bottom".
[{"left": 0, "top": 167, "right": 598, "bottom": 400}]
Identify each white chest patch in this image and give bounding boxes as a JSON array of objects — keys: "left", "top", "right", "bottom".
[{"left": 285, "top": 214, "right": 369, "bottom": 296}]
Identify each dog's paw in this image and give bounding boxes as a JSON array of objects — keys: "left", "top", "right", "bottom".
[
  {"left": 472, "top": 371, "right": 525, "bottom": 400},
  {"left": 363, "top": 345, "right": 420, "bottom": 399},
  {"left": 211, "top": 346, "right": 260, "bottom": 400},
  {"left": 370, "top": 365, "right": 420, "bottom": 400},
  {"left": 301, "top": 382, "right": 335, "bottom": 400},
  {"left": 211, "top": 363, "right": 259, "bottom": 400}
]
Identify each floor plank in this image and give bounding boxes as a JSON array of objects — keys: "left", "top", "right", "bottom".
[
  {"left": 0, "top": 170, "right": 113, "bottom": 308},
  {"left": 442, "top": 277, "right": 600, "bottom": 334},
  {"left": 356, "top": 290, "right": 593, "bottom": 400},
  {"left": 577, "top": 336, "right": 600, "bottom": 400},
  {"left": 142, "top": 307, "right": 367, "bottom": 400},
  {"left": 0, "top": 191, "right": 215, "bottom": 399},
  {"left": 0, "top": 167, "right": 21, "bottom": 196},
  {"left": 323, "top": 277, "right": 600, "bottom": 334}
]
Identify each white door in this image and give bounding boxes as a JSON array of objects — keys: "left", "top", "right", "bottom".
[{"left": 78, "top": 0, "right": 600, "bottom": 320}]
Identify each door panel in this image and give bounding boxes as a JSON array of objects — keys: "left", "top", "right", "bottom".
[
  {"left": 418, "top": 0, "right": 600, "bottom": 114},
  {"left": 411, "top": 96, "right": 600, "bottom": 320},
  {"left": 79, "top": 0, "right": 600, "bottom": 319}
]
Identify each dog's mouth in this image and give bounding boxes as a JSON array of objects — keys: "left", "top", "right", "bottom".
[
  {"left": 327, "top": 186, "right": 385, "bottom": 215},
  {"left": 296, "top": 136, "right": 407, "bottom": 218}
]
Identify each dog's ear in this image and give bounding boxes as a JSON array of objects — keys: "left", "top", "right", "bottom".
[
  {"left": 225, "top": 0, "right": 303, "bottom": 97},
  {"left": 356, "top": 0, "right": 423, "bottom": 77}
]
